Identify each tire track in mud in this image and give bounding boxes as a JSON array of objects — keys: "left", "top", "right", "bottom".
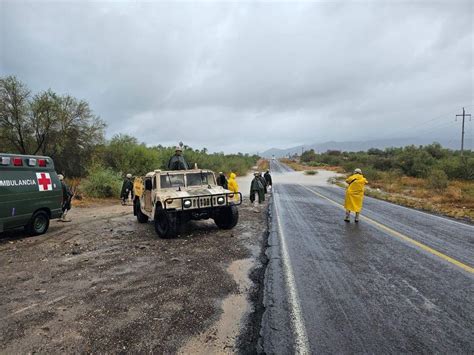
[{"left": 0, "top": 206, "right": 131, "bottom": 249}]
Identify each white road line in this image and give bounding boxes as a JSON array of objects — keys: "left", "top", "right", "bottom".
[{"left": 273, "top": 188, "right": 310, "bottom": 354}]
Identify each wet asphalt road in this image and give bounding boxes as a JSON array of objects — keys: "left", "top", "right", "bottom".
[{"left": 262, "top": 160, "right": 474, "bottom": 354}]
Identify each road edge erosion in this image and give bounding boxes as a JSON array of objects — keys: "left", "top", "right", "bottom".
[
  {"left": 236, "top": 203, "right": 271, "bottom": 353},
  {"left": 258, "top": 193, "right": 299, "bottom": 354}
]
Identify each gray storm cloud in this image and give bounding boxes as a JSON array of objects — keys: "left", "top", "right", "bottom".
[{"left": 1, "top": 0, "right": 472, "bottom": 153}]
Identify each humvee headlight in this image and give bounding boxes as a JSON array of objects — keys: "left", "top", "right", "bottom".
[
  {"left": 217, "top": 196, "right": 225, "bottom": 205},
  {"left": 183, "top": 199, "right": 192, "bottom": 208},
  {"left": 166, "top": 199, "right": 174, "bottom": 204}
]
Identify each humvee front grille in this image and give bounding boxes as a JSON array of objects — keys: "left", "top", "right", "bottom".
[
  {"left": 200, "top": 198, "right": 209, "bottom": 207},
  {"left": 164, "top": 192, "right": 243, "bottom": 211}
]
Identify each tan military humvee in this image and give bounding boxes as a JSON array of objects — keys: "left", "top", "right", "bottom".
[{"left": 133, "top": 169, "right": 242, "bottom": 238}]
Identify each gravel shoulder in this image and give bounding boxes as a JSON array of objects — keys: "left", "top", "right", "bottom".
[{"left": 0, "top": 198, "right": 268, "bottom": 353}]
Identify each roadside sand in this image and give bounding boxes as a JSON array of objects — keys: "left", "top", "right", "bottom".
[{"left": 0, "top": 198, "right": 268, "bottom": 353}]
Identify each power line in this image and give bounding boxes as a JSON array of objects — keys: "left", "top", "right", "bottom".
[{"left": 376, "top": 109, "right": 456, "bottom": 140}]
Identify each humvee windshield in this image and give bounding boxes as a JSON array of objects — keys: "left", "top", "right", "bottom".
[
  {"left": 160, "top": 174, "right": 185, "bottom": 188},
  {"left": 186, "top": 172, "right": 216, "bottom": 187}
]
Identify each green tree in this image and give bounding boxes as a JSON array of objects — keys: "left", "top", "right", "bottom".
[
  {"left": 29, "top": 89, "right": 59, "bottom": 155},
  {"left": 103, "top": 134, "right": 160, "bottom": 176},
  {"left": 0, "top": 76, "right": 32, "bottom": 153},
  {"left": 0, "top": 76, "right": 106, "bottom": 177}
]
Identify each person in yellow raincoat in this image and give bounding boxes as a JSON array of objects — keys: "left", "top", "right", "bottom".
[
  {"left": 344, "top": 168, "right": 368, "bottom": 223},
  {"left": 227, "top": 172, "right": 239, "bottom": 201}
]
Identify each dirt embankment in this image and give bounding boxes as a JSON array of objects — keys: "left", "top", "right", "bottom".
[{"left": 0, "top": 198, "right": 268, "bottom": 353}]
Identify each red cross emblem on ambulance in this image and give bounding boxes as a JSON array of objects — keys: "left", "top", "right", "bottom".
[{"left": 36, "top": 172, "right": 52, "bottom": 191}]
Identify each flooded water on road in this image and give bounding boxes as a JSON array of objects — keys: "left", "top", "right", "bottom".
[{"left": 273, "top": 169, "right": 341, "bottom": 187}]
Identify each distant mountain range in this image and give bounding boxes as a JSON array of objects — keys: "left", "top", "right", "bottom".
[{"left": 261, "top": 138, "right": 461, "bottom": 158}]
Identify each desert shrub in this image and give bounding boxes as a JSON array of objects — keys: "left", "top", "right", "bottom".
[
  {"left": 428, "top": 169, "right": 449, "bottom": 190},
  {"left": 319, "top": 154, "right": 344, "bottom": 166},
  {"left": 372, "top": 171, "right": 397, "bottom": 192},
  {"left": 395, "top": 148, "right": 435, "bottom": 178},
  {"left": 360, "top": 166, "right": 380, "bottom": 181},
  {"left": 341, "top": 161, "right": 357, "bottom": 173},
  {"left": 301, "top": 149, "right": 317, "bottom": 163},
  {"left": 459, "top": 157, "right": 474, "bottom": 180},
  {"left": 81, "top": 166, "right": 122, "bottom": 198},
  {"left": 308, "top": 161, "right": 328, "bottom": 167},
  {"left": 437, "top": 157, "right": 474, "bottom": 181},
  {"left": 304, "top": 170, "right": 318, "bottom": 175},
  {"left": 437, "top": 158, "right": 463, "bottom": 179},
  {"left": 367, "top": 148, "right": 384, "bottom": 156},
  {"left": 425, "top": 142, "right": 447, "bottom": 159},
  {"left": 372, "top": 157, "right": 393, "bottom": 171}
]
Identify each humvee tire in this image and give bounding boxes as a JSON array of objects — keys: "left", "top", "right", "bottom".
[
  {"left": 134, "top": 199, "right": 149, "bottom": 223},
  {"left": 26, "top": 210, "right": 50, "bottom": 236},
  {"left": 154, "top": 207, "right": 177, "bottom": 238},
  {"left": 214, "top": 205, "right": 239, "bottom": 230}
]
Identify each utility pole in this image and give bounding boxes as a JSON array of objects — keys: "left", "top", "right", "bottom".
[{"left": 456, "top": 107, "right": 471, "bottom": 156}]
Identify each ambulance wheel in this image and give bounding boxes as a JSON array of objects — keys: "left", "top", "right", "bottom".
[
  {"left": 154, "top": 208, "right": 177, "bottom": 238},
  {"left": 26, "top": 211, "right": 50, "bottom": 236},
  {"left": 214, "top": 205, "right": 239, "bottom": 229}
]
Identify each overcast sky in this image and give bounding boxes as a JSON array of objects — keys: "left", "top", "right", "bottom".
[{"left": 1, "top": 0, "right": 473, "bottom": 153}]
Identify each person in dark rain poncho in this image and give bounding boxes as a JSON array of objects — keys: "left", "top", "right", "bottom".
[
  {"left": 217, "top": 172, "right": 228, "bottom": 189},
  {"left": 121, "top": 173, "right": 134, "bottom": 205},
  {"left": 167, "top": 146, "right": 189, "bottom": 170},
  {"left": 264, "top": 170, "right": 272, "bottom": 189},
  {"left": 258, "top": 172, "right": 268, "bottom": 194},
  {"left": 250, "top": 172, "right": 265, "bottom": 204},
  {"left": 58, "top": 174, "right": 73, "bottom": 222}
]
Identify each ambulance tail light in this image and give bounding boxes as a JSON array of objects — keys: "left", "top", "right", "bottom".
[
  {"left": 13, "top": 157, "right": 23, "bottom": 166},
  {"left": 28, "top": 158, "right": 37, "bottom": 166},
  {"left": 1, "top": 157, "right": 10, "bottom": 165},
  {"left": 38, "top": 159, "right": 47, "bottom": 167}
]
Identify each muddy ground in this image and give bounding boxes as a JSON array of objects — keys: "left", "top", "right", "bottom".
[{"left": 0, "top": 197, "right": 268, "bottom": 354}]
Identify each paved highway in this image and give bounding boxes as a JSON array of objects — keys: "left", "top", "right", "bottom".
[{"left": 261, "top": 160, "right": 474, "bottom": 354}]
